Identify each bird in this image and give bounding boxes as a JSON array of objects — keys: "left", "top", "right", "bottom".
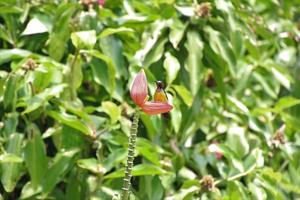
[
  {"left": 154, "top": 81, "right": 171, "bottom": 119},
  {"left": 154, "top": 81, "right": 168, "bottom": 103}
]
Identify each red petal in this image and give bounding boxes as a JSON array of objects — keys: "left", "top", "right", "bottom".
[
  {"left": 141, "top": 101, "right": 173, "bottom": 115},
  {"left": 98, "top": 0, "right": 105, "bottom": 6},
  {"left": 130, "top": 69, "right": 148, "bottom": 107}
]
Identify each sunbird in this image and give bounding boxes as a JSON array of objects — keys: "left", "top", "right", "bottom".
[
  {"left": 154, "top": 81, "right": 168, "bottom": 103},
  {"left": 154, "top": 81, "right": 170, "bottom": 117}
]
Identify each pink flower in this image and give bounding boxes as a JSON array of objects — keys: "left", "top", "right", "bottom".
[
  {"left": 98, "top": 0, "right": 105, "bottom": 6},
  {"left": 208, "top": 141, "right": 223, "bottom": 160},
  {"left": 130, "top": 69, "right": 173, "bottom": 115}
]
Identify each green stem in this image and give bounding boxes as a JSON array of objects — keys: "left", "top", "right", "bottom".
[{"left": 121, "top": 110, "right": 140, "bottom": 200}]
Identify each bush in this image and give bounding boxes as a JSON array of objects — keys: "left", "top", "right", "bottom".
[{"left": 0, "top": 0, "right": 300, "bottom": 199}]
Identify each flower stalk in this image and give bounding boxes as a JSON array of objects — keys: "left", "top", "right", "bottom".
[{"left": 121, "top": 110, "right": 140, "bottom": 200}]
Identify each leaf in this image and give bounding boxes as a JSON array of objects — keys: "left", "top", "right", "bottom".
[
  {"left": 274, "top": 96, "right": 300, "bottom": 112},
  {"left": 46, "top": 110, "right": 94, "bottom": 136},
  {"left": 99, "top": 101, "right": 121, "bottom": 124},
  {"left": 184, "top": 30, "right": 204, "bottom": 96},
  {"left": 143, "top": 37, "right": 167, "bottom": 67},
  {"left": 0, "top": 153, "right": 22, "bottom": 163},
  {"left": 205, "top": 27, "right": 237, "bottom": 77},
  {"left": 84, "top": 49, "right": 116, "bottom": 94},
  {"left": 213, "top": 144, "right": 244, "bottom": 173},
  {"left": 136, "top": 138, "right": 162, "bottom": 165},
  {"left": 48, "top": 3, "right": 77, "bottom": 61},
  {"left": 19, "top": 182, "right": 41, "bottom": 199},
  {"left": 3, "top": 74, "right": 19, "bottom": 110},
  {"left": 271, "top": 66, "right": 291, "bottom": 90},
  {"left": 203, "top": 45, "right": 227, "bottom": 104},
  {"left": 226, "top": 126, "right": 249, "bottom": 158},
  {"left": 66, "top": 54, "right": 82, "bottom": 99},
  {"left": 99, "top": 27, "right": 134, "bottom": 38},
  {"left": 0, "top": 6, "right": 22, "bottom": 14},
  {"left": 172, "top": 85, "right": 193, "bottom": 107},
  {"left": 41, "top": 149, "right": 79, "bottom": 196},
  {"left": 71, "top": 30, "right": 97, "bottom": 49},
  {"left": 227, "top": 96, "right": 249, "bottom": 114},
  {"left": 169, "top": 19, "right": 187, "bottom": 49},
  {"left": 134, "top": 20, "right": 169, "bottom": 66},
  {"left": 104, "top": 164, "right": 167, "bottom": 179},
  {"left": 77, "top": 158, "right": 106, "bottom": 174},
  {"left": 103, "top": 148, "right": 127, "bottom": 172},
  {"left": 22, "top": 84, "right": 66, "bottom": 114},
  {"left": 22, "top": 18, "right": 48, "bottom": 35},
  {"left": 171, "top": 97, "right": 182, "bottom": 133},
  {"left": 24, "top": 124, "right": 48, "bottom": 188},
  {"left": 0, "top": 133, "right": 24, "bottom": 192},
  {"left": 1, "top": 112, "right": 18, "bottom": 138},
  {"left": 174, "top": 5, "right": 195, "bottom": 17},
  {"left": 163, "top": 52, "right": 180, "bottom": 85},
  {"left": 99, "top": 35, "right": 127, "bottom": 78}
]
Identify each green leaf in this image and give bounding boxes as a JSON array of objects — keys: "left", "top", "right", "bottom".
[
  {"left": 172, "top": 85, "right": 193, "bottom": 107},
  {"left": 226, "top": 126, "right": 249, "bottom": 158},
  {"left": 163, "top": 52, "right": 180, "bottom": 85},
  {"left": 104, "top": 164, "right": 167, "bottom": 179},
  {"left": 142, "top": 37, "right": 168, "bottom": 68},
  {"left": 184, "top": 30, "right": 204, "bottom": 96},
  {"left": 274, "top": 96, "right": 300, "bottom": 112},
  {"left": 136, "top": 138, "right": 163, "bottom": 165},
  {"left": 99, "top": 101, "right": 121, "bottom": 124},
  {"left": 46, "top": 110, "right": 94, "bottom": 136},
  {"left": 99, "top": 27, "right": 134, "bottom": 38},
  {"left": 48, "top": 3, "right": 77, "bottom": 61},
  {"left": 0, "top": 133, "right": 24, "bottom": 192},
  {"left": 41, "top": 149, "right": 79, "bottom": 196},
  {"left": 22, "top": 84, "right": 66, "bottom": 114},
  {"left": 174, "top": 5, "right": 195, "bottom": 17},
  {"left": 169, "top": 19, "right": 187, "bottom": 49},
  {"left": 103, "top": 148, "right": 127, "bottom": 172},
  {"left": 203, "top": 45, "right": 227, "bottom": 104},
  {"left": 213, "top": 144, "right": 244, "bottom": 173},
  {"left": 0, "top": 153, "right": 22, "bottom": 163},
  {"left": 99, "top": 35, "right": 127, "bottom": 78},
  {"left": 66, "top": 54, "right": 82, "bottom": 100},
  {"left": 1, "top": 112, "right": 18, "bottom": 138},
  {"left": 71, "top": 30, "right": 97, "bottom": 49},
  {"left": 20, "top": 182, "right": 41, "bottom": 199},
  {"left": 22, "top": 18, "right": 48, "bottom": 35},
  {"left": 24, "top": 124, "right": 48, "bottom": 188},
  {"left": 77, "top": 158, "right": 106, "bottom": 174},
  {"left": 84, "top": 49, "right": 116, "bottom": 94},
  {"left": 205, "top": 27, "right": 237, "bottom": 77},
  {"left": 3, "top": 74, "right": 19, "bottom": 110}
]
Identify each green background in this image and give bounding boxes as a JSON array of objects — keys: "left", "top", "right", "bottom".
[{"left": 0, "top": 0, "right": 300, "bottom": 199}]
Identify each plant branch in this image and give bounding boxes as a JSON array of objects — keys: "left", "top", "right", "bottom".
[{"left": 121, "top": 110, "right": 140, "bottom": 200}]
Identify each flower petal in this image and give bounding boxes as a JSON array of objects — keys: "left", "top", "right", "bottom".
[
  {"left": 141, "top": 101, "right": 173, "bottom": 115},
  {"left": 98, "top": 0, "right": 105, "bottom": 6},
  {"left": 130, "top": 69, "right": 148, "bottom": 107}
]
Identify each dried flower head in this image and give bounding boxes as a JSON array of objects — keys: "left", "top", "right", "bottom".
[
  {"left": 201, "top": 175, "right": 215, "bottom": 191},
  {"left": 22, "top": 58, "right": 38, "bottom": 71},
  {"left": 271, "top": 124, "right": 285, "bottom": 148},
  {"left": 195, "top": 2, "right": 212, "bottom": 18}
]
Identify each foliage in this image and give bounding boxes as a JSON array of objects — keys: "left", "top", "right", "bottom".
[{"left": 1, "top": 0, "right": 300, "bottom": 199}]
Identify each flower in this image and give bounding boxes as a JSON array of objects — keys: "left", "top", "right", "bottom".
[
  {"left": 201, "top": 175, "right": 215, "bottom": 191},
  {"left": 130, "top": 70, "right": 148, "bottom": 107},
  {"left": 98, "top": 0, "right": 105, "bottom": 6},
  {"left": 208, "top": 141, "right": 223, "bottom": 160},
  {"left": 130, "top": 69, "right": 173, "bottom": 115}
]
